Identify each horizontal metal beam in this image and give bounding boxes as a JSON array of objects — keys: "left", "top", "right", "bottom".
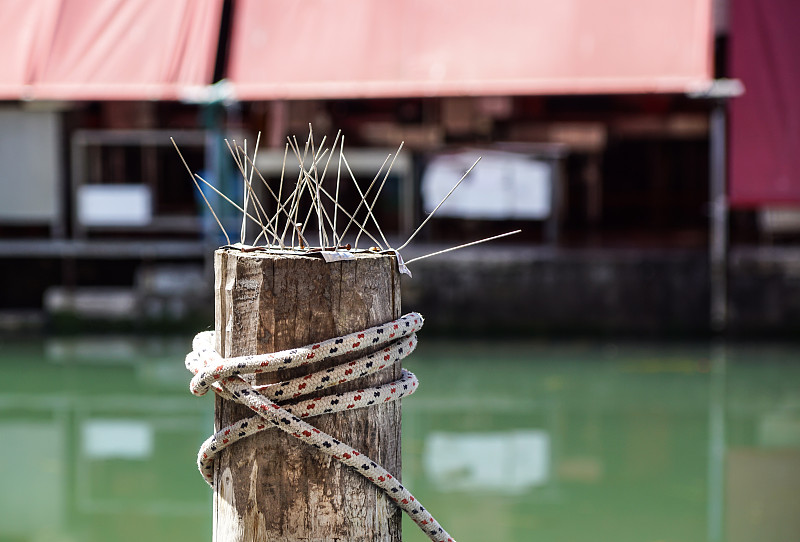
[{"left": 0, "top": 239, "right": 210, "bottom": 259}]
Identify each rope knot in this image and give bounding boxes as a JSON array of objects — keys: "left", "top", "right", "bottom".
[{"left": 186, "top": 311, "right": 454, "bottom": 542}]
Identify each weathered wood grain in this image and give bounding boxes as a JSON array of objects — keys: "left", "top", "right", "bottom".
[{"left": 213, "top": 248, "right": 402, "bottom": 542}]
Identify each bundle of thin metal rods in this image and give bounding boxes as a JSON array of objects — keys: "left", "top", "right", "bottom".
[{"left": 172, "top": 124, "right": 520, "bottom": 268}]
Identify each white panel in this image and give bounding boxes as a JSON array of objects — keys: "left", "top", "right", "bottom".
[
  {"left": 422, "top": 150, "right": 552, "bottom": 220},
  {"left": 78, "top": 184, "right": 152, "bottom": 226},
  {"left": 759, "top": 208, "right": 800, "bottom": 234},
  {"left": 0, "top": 108, "right": 60, "bottom": 222}
]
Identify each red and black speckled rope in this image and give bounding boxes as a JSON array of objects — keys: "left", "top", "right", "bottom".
[{"left": 185, "top": 312, "right": 455, "bottom": 542}]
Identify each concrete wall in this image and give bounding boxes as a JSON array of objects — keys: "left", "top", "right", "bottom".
[
  {"left": 7, "top": 246, "right": 798, "bottom": 338},
  {"left": 728, "top": 247, "right": 800, "bottom": 336},
  {"left": 402, "top": 245, "right": 800, "bottom": 337},
  {"left": 401, "top": 247, "right": 710, "bottom": 337}
]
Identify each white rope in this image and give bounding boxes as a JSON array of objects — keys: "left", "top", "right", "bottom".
[{"left": 185, "top": 312, "right": 455, "bottom": 542}]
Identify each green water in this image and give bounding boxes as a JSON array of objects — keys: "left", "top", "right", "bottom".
[{"left": 1, "top": 337, "right": 798, "bottom": 542}]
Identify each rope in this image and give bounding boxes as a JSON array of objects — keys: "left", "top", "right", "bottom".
[{"left": 185, "top": 312, "right": 455, "bottom": 542}]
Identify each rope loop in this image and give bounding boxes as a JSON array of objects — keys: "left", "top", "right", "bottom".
[{"left": 185, "top": 311, "right": 455, "bottom": 542}]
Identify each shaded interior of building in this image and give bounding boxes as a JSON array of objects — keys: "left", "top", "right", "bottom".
[{"left": 1, "top": 0, "right": 798, "bottom": 337}]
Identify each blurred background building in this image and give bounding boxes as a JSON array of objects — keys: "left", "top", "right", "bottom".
[{"left": 0, "top": 0, "right": 797, "bottom": 337}]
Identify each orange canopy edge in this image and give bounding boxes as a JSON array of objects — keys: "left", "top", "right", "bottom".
[
  {"left": 227, "top": 0, "right": 714, "bottom": 100},
  {"left": 0, "top": 0, "right": 224, "bottom": 101}
]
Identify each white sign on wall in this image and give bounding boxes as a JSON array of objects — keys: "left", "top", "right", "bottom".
[
  {"left": 78, "top": 184, "right": 152, "bottom": 227},
  {"left": 422, "top": 150, "right": 552, "bottom": 220}
]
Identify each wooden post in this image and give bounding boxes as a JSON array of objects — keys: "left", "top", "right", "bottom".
[{"left": 213, "top": 247, "right": 403, "bottom": 542}]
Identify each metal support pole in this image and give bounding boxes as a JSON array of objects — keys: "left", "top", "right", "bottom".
[
  {"left": 709, "top": 101, "right": 728, "bottom": 332},
  {"left": 545, "top": 153, "right": 564, "bottom": 246}
]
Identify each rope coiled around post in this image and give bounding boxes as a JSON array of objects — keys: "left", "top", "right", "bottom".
[{"left": 185, "top": 312, "right": 455, "bottom": 542}]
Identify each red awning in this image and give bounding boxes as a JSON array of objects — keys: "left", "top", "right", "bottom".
[
  {"left": 0, "top": 0, "right": 223, "bottom": 101},
  {"left": 227, "top": 0, "right": 713, "bottom": 100},
  {"left": 729, "top": 0, "right": 800, "bottom": 207}
]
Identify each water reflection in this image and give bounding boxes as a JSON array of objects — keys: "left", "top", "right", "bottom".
[
  {"left": 0, "top": 337, "right": 211, "bottom": 542},
  {"left": 424, "top": 430, "right": 550, "bottom": 493},
  {"left": 401, "top": 341, "right": 800, "bottom": 542},
  {"left": 1, "top": 337, "right": 798, "bottom": 542}
]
